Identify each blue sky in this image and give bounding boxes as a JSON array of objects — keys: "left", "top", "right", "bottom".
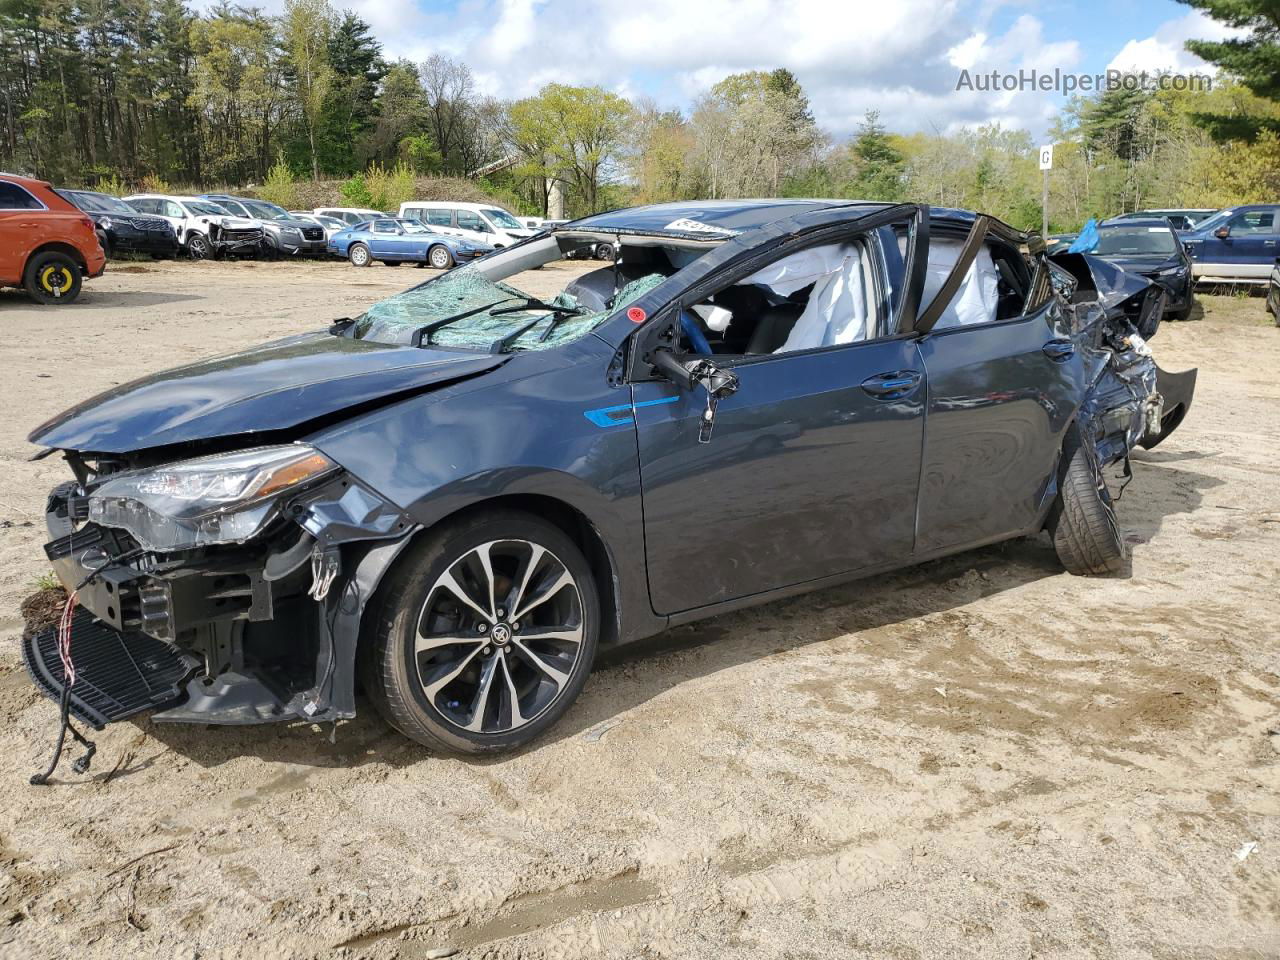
[{"left": 217, "top": 0, "right": 1237, "bottom": 139}]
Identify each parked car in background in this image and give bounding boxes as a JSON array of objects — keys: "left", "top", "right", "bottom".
[
  {"left": 313, "top": 206, "right": 385, "bottom": 226},
  {"left": 328, "top": 217, "right": 491, "bottom": 268},
  {"left": 398, "top": 201, "right": 535, "bottom": 248},
  {"left": 0, "top": 173, "right": 104, "bottom": 303},
  {"left": 57, "top": 189, "right": 178, "bottom": 259},
  {"left": 1181, "top": 204, "right": 1280, "bottom": 283},
  {"left": 1044, "top": 233, "right": 1078, "bottom": 254},
  {"left": 289, "top": 212, "right": 348, "bottom": 240},
  {"left": 1077, "top": 218, "right": 1195, "bottom": 320},
  {"left": 23, "top": 200, "right": 1196, "bottom": 755},
  {"left": 1267, "top": 259, "right": 1280, "bottom": 325},
  {"left": 127, "top": 194, "right": 265, "bottom": 259},
  {"left": 199, "top": 194, "right": 327, "bottom": 256},
  {"left": 1108, "top": 209, "right": 1217, "bottom": 231}
]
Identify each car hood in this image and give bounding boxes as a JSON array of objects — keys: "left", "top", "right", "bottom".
[
  {"left": 29, "top": 333, "right": 507, "bottom": 454},
  {"left": 210, "top": 215, "right": 261, "bottom": 230}
]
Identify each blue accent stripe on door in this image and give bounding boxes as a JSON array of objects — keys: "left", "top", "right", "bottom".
[{"left": 583, "top": 395, "right": 678, "bottom": 428}]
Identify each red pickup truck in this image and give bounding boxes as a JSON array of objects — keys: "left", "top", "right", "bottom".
[{"left": 0, "top": 173, "right": 106, "bottom": 304}]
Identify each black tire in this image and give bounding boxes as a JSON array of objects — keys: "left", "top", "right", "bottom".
[
  {"left": 23, "top": 251, "right": 83, "bottom": 304},
  {"left": 428, "top": 244, "right": 454, "bottom": 269},
  {"left": 359, "top": 510, "right": 599, "bottom": 754},
  {"left": 348, "top": 242, "right": 371, "bottom": 267},
  {"left": 1049, "top": 425, "right": 1127, "bottom": 575},
  {"left": 1169, "top": 297, "right": 1194, "bottom": 322}
]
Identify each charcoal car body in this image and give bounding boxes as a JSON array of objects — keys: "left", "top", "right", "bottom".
[
  {"left": 25, "top": 200, "right": 1196, "bottom": 756},
  {"left": 1086, "top": 218, "right": 1195, "bottom": 320}
]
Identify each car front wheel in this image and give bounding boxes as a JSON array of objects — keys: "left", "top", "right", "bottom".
[
  {"left": 360, "top": 510, "right": 599, "bottom": 754},
  {"left": 1049, "top": 424, "right": 1127, "bottom": 575},
  {"left": 187, "top": 233, "right": 212, "bottom": 259},
  {"left": 348, "top": 243, "right": 371, "bottom": 267}
]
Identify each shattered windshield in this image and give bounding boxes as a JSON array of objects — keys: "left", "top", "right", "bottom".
[{"left": 351, "top": 265, "right": 666, "bottom": 352}]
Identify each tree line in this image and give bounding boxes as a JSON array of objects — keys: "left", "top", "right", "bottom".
[{"left": 1, "top": 0, "right": 1276, "bottom": 228}]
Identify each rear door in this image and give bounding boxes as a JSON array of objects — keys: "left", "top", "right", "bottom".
[
  {"left": 0, "top": 180, "right": 47, "bottom": 284},
  {"left": 911, "top": 223, "right": 1085, "bottom": 552},
  {"left": 632, "top": 206, "right": 930, "bottom": 614}
]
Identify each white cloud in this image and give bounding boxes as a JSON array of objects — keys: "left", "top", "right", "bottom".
[{"left": 1107, "top": 10, "right": 1242, "bottom": 76}]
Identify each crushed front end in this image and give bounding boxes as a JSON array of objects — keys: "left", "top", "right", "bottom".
[
  {"left": 1051, "top": 251, "right": 1198, "bottom": 470},
  {"left": 27, "top": 444, "right": 414, "bottom": 731}
]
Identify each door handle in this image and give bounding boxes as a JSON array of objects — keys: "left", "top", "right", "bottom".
[
  {"left": 1042, "top": 339, "right": 1075, "bottom": 362},
  {"left": 861, "top": 370, "right": 922, "bottom": 400}
]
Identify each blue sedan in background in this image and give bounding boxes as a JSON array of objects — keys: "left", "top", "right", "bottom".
[{"left": 328, "top": 217, "right": 491, "bottom": 269}]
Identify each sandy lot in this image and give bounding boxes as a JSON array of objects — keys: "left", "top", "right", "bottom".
[{"left": 0, "top": 259, "right": 1277, "bottom": 960}]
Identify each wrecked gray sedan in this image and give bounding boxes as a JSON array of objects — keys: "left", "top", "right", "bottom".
[{"left": 23, "top": 200, "right": 1195, "bottom": 773}]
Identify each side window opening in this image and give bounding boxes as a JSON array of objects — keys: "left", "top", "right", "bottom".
[
  {"left": 676, "top": 233, "right": 888, "bottom": 358},
  {"left": 921, "top": 235, "right": 1030, "bottom": 329}
]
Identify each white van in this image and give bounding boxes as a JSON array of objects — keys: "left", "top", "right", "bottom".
[{"left": 397, "top": 201, "right": 535, "bottom": 248}]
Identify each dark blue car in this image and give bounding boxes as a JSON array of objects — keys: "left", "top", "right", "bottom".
[
  {"left": 1181, "top": 203, "right": 1280, "bottom": 283},
  {"left": 329, "top": 217, "right": 490, "bottom": 269},
  {"left": 23, "top": 200, "right": 1196, "bottom": 766}
]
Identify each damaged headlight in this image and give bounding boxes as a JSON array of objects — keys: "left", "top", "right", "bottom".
[{"left": 87, "top": 445, "right": 338, "bottom": 552}]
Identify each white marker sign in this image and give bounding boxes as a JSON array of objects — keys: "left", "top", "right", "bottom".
[{"left": 1038, "top": 144, "right": 1054, "bottom": 170}]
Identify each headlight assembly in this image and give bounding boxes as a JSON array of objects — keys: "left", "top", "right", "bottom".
[{"left": 87, "top": 445, "right": 338, "bottom": 552}]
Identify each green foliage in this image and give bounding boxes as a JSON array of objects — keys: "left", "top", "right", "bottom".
[
  {"left": 96, "top": 174, "right": 129, "bottom": 197},
  {"left": 847, "top": 111, "right": 906, "bottom": 200},
  {"left": 259, "top": 159, "right": 300, "bottom": 208},
  {"left": 509, "top": 83, "right": 633, "bottom": 214},
  {"left": 33, "top": 571, "right": 60, "bottom": 592},
  {"left": 1177, "top": 0, "right": 1280, "bottom": 139},
  {"left": 400, "top": 135, "right": 443, "bottom": 174},
  {"left": 340, "top": 172, "right": 374, "bottom": 207}
]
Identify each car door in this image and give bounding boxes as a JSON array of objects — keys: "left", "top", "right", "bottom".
[
  {"left": 631, "top": 208, "right": 929, "bottom": 615},
  {"left": 0, "top": 180, "right": 47, "bottom": 284},
  {"left": 910, "top": 221, "right": 1086, "bottom": 553},
  {"left": 367, "top": 219, "right": 403, "bottom": 258},
  {"left": 1225, "top": 208, "right": 1279, "bottom": 278}
]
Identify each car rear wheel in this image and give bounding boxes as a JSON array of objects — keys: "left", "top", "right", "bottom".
[
  {"left": 348, "top": 243, "right": 371, "bottom": 267},
  {"left": 428, "top": 244, "right": 454, "bottom": 269},
  {"left": 359, "top": 510, "right": 599, "bottom": 754},
  {"left": 23, "top": 251, "right": 82, "bottom": 305},
  {"left": 1049, "top": 424, "right": 1127, "bottom": 575}
]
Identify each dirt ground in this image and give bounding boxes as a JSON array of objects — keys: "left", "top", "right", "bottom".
[{"left": 0, "top": 259, "right": 1277, "bottom": 960}]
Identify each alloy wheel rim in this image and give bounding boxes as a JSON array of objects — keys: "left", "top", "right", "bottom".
[
  {"left": 431, "top": 248, "right": 448, "bottom": 268},
  {"left": 352, "top": 246, "right": 368, "bottom": 265},
  {"left": 414, "top": 539, "right": 584, "bottom": 734}
]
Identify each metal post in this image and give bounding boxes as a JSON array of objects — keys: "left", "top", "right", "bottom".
[{"left": 1042, "top": 168, "right": 1049, "bottom": 239}]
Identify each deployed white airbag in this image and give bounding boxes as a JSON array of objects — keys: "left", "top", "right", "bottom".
[
  {"left": 740, "top": 243, "right": 869, "bottom": 352},
  {"left": 922, "top": 238, "right": 1000, "bottom": 329}
]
